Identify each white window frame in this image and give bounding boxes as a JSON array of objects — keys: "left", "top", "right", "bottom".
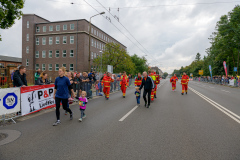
[
  {"left": 43, "top": 26, "right": 46, "bottom": 32},
  {"left": 70, "top": 24, "right": 74, "bottom": 30},
  {"left": 27, "top": 21, "right": 29, "bottom": 28},
  {"left": 55, "top": 64, "right": 59, "bottom": 71},
  {"left": 70, "top": 64, "right": 74, "bottom": 71},
  {"left": 91, "top": 52, "right": 93, "bottom": 59},
  {"left": 35, "top": 64, "right": 39, "bottom": 70},
  {"left": 63, "top": 36, "right": 67, "bottom": 44},
  {"left": 56, "top": 25, "right": 60, "bottom": 31},
  {"left": 36, "top": 26, "right": 40, "bottom": 32},
  {"left": 94, "top": 40, "right": 96, "bottom": 48},
  {"left": 70, "top": 36, "right": 74, "bottom": 44},
  {"left": 49, "top": 50, "right": 52, "bottom": 58},
  {"left": 26, "top": 34, "right": 29, "bottom": 41},
  {"left": 42, "top": 64, "right": 46, "bottom": 71},
  {"left": 26, "top": 46, "right": 29, "bottom": 54},
  {"left": 42, "top": 50, "right": 46, "bottom": 58},
  {"left": 55, "top": 50, "right": 59, "bottom": 58},
  {"left": 49, "top": 26, "right": 53, "bottom": 31},
  {"left": 36, "top": 38, "right": 39, "bottom": 45},
  {"left": 42, "top": 37, "right": 46, "bottom": 45},
  {"left": 91, "top": 39, "right": 94, "bottom": 46},
  {"left": 70, "top": 50, "right": 74, "bottom": 57},
  {"left": 56, "top": 37, "right": 60, "bottom": 44},
  {"left": 35, "top": 51, "right": 39, "bottom": 58},
  {"left": 63, "top": 24, "right": 67, "bottom": 30},
  {"left": 49, "top": 64, "right": 52, "bottom": 71},
  {"left": 62, "top": 50, "right": 67, "bottom": 57},
  {"left": 49, "top": 37, "right": 53, "bottom": 45},
  {"left": 62, "top": 64, "right": 67, "bottom": 68},
  {"left": 26, "top": 59, "right": 29, "bottom": 66}
]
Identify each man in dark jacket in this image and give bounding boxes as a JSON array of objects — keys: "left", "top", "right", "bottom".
[
  {"left": 13, "top": 66, "right": 28, "bottom": 87},
  {"left": 139, "top": 71, "right": 154, "bottom": 108}
]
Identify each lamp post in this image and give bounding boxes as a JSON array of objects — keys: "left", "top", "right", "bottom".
[{"left": 88, "top": 12, "right": 105, "bottom": 72}]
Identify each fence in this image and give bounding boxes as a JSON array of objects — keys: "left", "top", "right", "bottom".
[
  {"left": 0, "top": 66, "right": 16, "bottom": 88},
  {"left": 193, "top": 77, "right": 240, "bottom": 87}
]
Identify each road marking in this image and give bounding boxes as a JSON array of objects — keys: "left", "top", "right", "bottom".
[
  {"left": 189, "top": 87, "right": 240, "bottom": 124},
  {"left": 221, "top": 90, "right": 230, "bottom": 93},
  {"left": 119, "top": 105, "right": 138, "bottom": 121}
]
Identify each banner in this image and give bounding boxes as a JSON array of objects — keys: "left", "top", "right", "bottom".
[
  {"left": 0, "top": 88, "right": 21, "bottom": 115},
  {"left": 209, "top": 65, "right": 212, "bottom": 79},
  {"left": 223, "top": 61, "right": 227, "bottom": 77},
  {"left": 21, "top": 84, "right": 55, "bottom": 116},
  {"left": 229, "top": 79, "right": 234, "bottom": 86}
]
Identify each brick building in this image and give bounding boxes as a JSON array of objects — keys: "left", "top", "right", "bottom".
[
  {"left": 22, "top": 14, "right": 126, "bottom": 83},
  {"left": 0, "top": 55, "right": 22, "bottom": 68}
]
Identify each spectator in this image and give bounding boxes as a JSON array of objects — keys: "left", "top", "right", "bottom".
[
  {"left": 74, "top": 72, "right": 82, "bottom": 98},
  {"left": 36, "top": 72, "right": 50, "bottom": 85},
  {"left": 11, "top": 70, "right": 15, "bottom": 82},
  {"left": 81, "top": 72, "right": 90, "bottom": 98},
  {"left": 96, "top": 72, "right": 100, "bottom": 80},
  {"left": 13, "top": 66, "right": 27, "bottom": 87},
  {"left": 34, "top": 69, "right": 41, "bottom": 85},
  {"left": 117, "top": 72, "right": 121, "bottom": 90},
  {"left": 95, "top": 80, "right": 100, "bottom": 96}
]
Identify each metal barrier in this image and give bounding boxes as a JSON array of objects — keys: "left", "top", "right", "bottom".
[{"left": 193, "top": 77, "right": 240, "bottom": 88}]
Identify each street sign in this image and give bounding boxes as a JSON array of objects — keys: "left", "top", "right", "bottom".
[
  {"left": 234, "top": 67, "right": 237, "bottom": 72},
  {"left": 199, "top": 70, "right": 203, "bottom": 75},
  {"left": 107, "top": 65, "right": 113, "bottom": 73},
  {"left": 190, "top": 73, "right": 193, "bottom": 77}
]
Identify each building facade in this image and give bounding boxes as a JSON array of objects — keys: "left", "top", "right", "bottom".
[
  {"left": 22, "top": 14, "right": 126, "bottom": 83},
  {"left": 0, "top": 55, "right": 22, "bottom": 68},
  {"left": 151, "top": 66, "right": 163, "bottom": 76}
]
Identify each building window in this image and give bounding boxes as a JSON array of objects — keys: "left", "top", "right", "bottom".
[
  {"left": 70, "top": 36, "right": 74, "bottom": 44},
  {"left": 49, "top": 26, "right": 53, "bottom": 31},
  {"left": 42, "top": 64, "right": 46, "bottom": 71},
  {"left": 35, "top": 51, "right": 39, "bottom": 58},
  {"left": 36, "top": 38, "right": 39, "bottom": 45},
  {"left": 56, "top": 37, "right": 60, "bottom": 44},
  {"left": 94, "top": 30, "right": 96, "bottom": 35},
  {"left": 55, "top": 50, "right": 59, "bottom": 58},
  {"left": 63, "top": 24, "right": 67, "bottom": 30},
  {"left": 35, "top": 64, "right": 39, "bottom": 70},
  {"left": 26, "top": 59, "right": 29, "bottom": 66},
  {"left": 99, "top": 32, "right": 101, "bottom": 38},
  {"left": 43, "top": 26, "right": 46, "bottom": 32},
  {"left": 49, "top": 50, "right": 52, "bottom": 58},
  {"left": 62, "top": 64, "right": 66, "bottom": 68},
  {"left": 102, "top": 34, "right": 103, "bottom": 39},
  {"left": 94, "top": 40, "right": 96, "bottom": 48},
  {"left": 70, "top": 24, "right": 74, "bottom": 30},
  {"left": 56, "top": 25, "right": 60, "bottom": 31},
  {"left": 70, "top": 64, "right": 74, "bottom": 71},
  {"left": 36, "top": 26, "right": 40, "bottom": 32},
  {"left": 94, "top": 53, "right": 96, "bottom": 58},
  {"left": 49, "top": 37, "right": 53, "bottom": 45},
  {"left": 63, "top": 36, "right": 67, "bottom": 44},
  {"left": 91, "top": 52, "right": 93, "bottom": 59},
  {"left": 42, "top": 50, "right": 46, "bottom": 58},
  {"left": 49, "top": 64, "right": 52, "bottom": 71},
  {"left": 62, "top": 50, "right": 67, "bottom": 57},
  {"left": 26, "top": 34, "right": 29, "bottom": 41},
  {"left": 42, "top": 37, "right": 46, "bottom": 45},
  {"left": 91, "top": 28, "right": 93, "bottom": 34},
  {"left": 91, "top": 39, "right": 94, "bottom": 46},
  {"left": 55, "top": 64, "right": 59, "bottom": 71},
  {"left": 27, "top": 21, "right": 29, "bottom": 28},
  {"left": 70, "top": 50, "right": 74, "bottom": 57},
  {"left": 97, "top": 31, "right": 98, "bottom": 36},
  {"left": 26, "top": 46, "right": 29, "bottom": 54},
  {"left": 97, "top": 41, "right": 99, "bottom": 49}
]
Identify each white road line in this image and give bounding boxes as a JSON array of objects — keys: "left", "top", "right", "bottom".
[
  {"left": 189, "top": 87, "right": 240, "bottom": 124},
  {"left": 119, "top": 105, "right": 138, "bottom": 121},
  {"left": 221, "top": 90, "right": 230, "bottom": 93}
]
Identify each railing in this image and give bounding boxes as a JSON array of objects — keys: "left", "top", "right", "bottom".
[{"left": 193, "top": 77, "right": 240, "bottom": 87}]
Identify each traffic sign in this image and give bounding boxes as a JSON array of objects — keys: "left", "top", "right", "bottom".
[
  {"left": 234, "top": 67, "right": 237, "bottom": 72},
  {"left": 199, "top": 70, "right": 203, "bottom": 75}
]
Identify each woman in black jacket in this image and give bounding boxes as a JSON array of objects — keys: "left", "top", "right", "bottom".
[{"left": 36, "top": 72, "right": 50, "bottom": 85}]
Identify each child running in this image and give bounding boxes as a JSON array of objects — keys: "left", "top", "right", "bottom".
[
  {"left": 135, "top": 87, "right": 141, "bottom": 106},
  {"left": 79, "top": 91, "right": 88, "bottom": 122}
]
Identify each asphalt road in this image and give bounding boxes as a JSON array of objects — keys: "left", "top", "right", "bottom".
[{"left": 1, "top": 79, "right": 240, "bottom": 160}]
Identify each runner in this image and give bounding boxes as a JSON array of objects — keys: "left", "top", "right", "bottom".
[
  {"left": 170, "top": 74, "right": 178, "bottom": 91},
  {"left": 139, "top": 71, "right": 154, "bottom": 108},
  {"left": 101, "top": 72, "right": 114, "bottom": 100},
  {"left": 120, "top": 71, "right": 129, "bottom": 98},
  {"left": 149, "top": 70, "right": 156, "bottom": 101},
  {"left": 181, "top": 72, "right": 189, "bottom": 95},
  {"left": 53, "top": 67, "right": 75, "bottom": 126}
]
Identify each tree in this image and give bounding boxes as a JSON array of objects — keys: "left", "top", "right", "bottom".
[
  {"left": 93, "top": 42, "right": 135, "bottom": 74},
  {"left": 0, "top": 0, "right": 25, "bottom": 41},
  {"left": 195, "top": 53, "right": 201, "bottom": 61},
  {"left": 130, "top": 54, "right": 148, "bottom": 74},
  {"left": 163, "top": 72, "right": 168, "bottom": 78}
]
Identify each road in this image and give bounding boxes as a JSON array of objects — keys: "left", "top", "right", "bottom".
[{"left": 1, "top": 79, "right": 240, "bottom": 160}]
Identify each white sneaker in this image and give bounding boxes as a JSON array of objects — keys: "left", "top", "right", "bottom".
[
  {"left": 53, "top": 120, "right": 61, "bottom": 126},
  {"left": 79, "top": 118, "right": 82, "bottom": 122}
]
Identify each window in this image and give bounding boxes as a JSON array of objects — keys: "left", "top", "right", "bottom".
[
  {"left": 94, "top": 53, "right": 96, "bottom": 58},
  {"left": 49, "top": 26, "right": 53, "bottom": 31},
  {"left": 91, "top": 28, "right": 93, "bottom": 34},
  {"left": 26, "top": 59, "right": 29, "bottom": 66},
  {"left": 36, "top": 38, "right": 39, "bottom": 45},
  {"left": 70, "top": 64, "right": 74, "bottom": 71},
  {"left": 102, "top": 34, "right": 103, "bottom": 39},
  {"left": 35, "top": 64, "right": 39, "bottom": 70},
  {"left": 55, "top": 64, "right": 59, "bottom": 71},
  {"left": 49, "top": 64, "right": 52, "bottom": 71},
  {"left": 70, "top": 36, "right": 74, "bottom": 44},
  {"left": 42, "top": 64, "right": 46, "bottom": 71},
  {"left": 35, "top": 51, "right": 39, "bottom": 58},
  {"left": 63, "top": 24, "right": 67, "bottom": 30},
  {"left": 56, "top": 25, "right": 60, "bottom": 31},
  {"left": 91, "top": 52, "right": 93, "bottom": 59},
  {"left": 94, "top": 30, "right": 96, "bottom": 35},
  {"left": 55, "top": 50, "right": 59, "bottom": 58},
  {"left": 43, "top": 26, "right": 46, "bottom": 32},
  {"left": 62, "top": 64, "right": 66, "bottom": 68},
  {"left": 56, "top": 37, "right": 60, "bottom": 44},
  {"left": 26, "top": 46, "right": 29, "bottom": 54},
  {"left": 49, "top": 50, "right": 52, "bottom": 58},
  {"left": 91, "top": 39, "right": 94, "bottom": 46},
  {"left": 27, "top": 21, "right": 29, "bottom": 28},
  {"left": 49, "top": 37, "right": 53, "bottom": 45},
  {"left": 70, "top": 50, "right": 74, "bottom": 57},
  {"left": 94, "top": 40, "right": 96, "bottom": 48},
  {"left": 97, "top": 41, "right": 99, "bottom": 49},
  {"left": 97, "top": 31, "right": 98, "bottom": 36},
  {"left": 99, "top": 32, "right": 101, "bottom": 38},
  {"left": 63, "top": 36, "right": 67, "bottom": 44},
  {"left": 42, "top": 50, "right": 46, "bottom": 58},
  {"left": 36, "top": 26, "right": 40, "bottom": 32},
  {"left": 26, "top": 34, "right": 29, "bottom": 41},
  {"left": 62, "top": 50, "right": 67, "bottom": 57},
  {"left": 42, "top": 37, "right": 46, "bottom": 45},
  {"left": 70, "top": 24, "right": 74, "bottom": 30}
]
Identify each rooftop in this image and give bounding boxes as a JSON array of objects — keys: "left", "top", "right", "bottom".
[{"left": 0, "top": 55, "right": 22, "bottom": 63}]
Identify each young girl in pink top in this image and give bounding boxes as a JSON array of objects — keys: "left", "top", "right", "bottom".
[{"left": 79, "top": 91, "right": 88, "bottom": 122}]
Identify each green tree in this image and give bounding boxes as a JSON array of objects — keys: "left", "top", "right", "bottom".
[
  {"left": 130, "top": 54, "right": 148, "bottom": 74},
  {"left": 93, "top": 42, "right": 135, "bottom": 74},
  {"left": 0, "top": 0, "right": 25, "bottom": 41},
  {"left": 195, "top": 53, "right": 201, "bottom": 61},
  {"left": 163, "top": 72, "right": 168, "bottom": 78}
]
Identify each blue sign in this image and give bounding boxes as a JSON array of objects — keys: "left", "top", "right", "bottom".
[
  {"left": 209, "top": 65, "right": 212, "bottom": 79},
  {"left": 3, "top": 93, "right": 18, "bottom": 109},
  {"left": 234, "top": 67, "right": 237, "bottom": 72}
]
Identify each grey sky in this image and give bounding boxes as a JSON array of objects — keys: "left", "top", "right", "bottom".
[{"left": 0, "top": 0, "right": 239, "bottom": 73}]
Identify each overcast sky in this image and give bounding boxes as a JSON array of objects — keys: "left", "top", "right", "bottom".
[{"left": 0, "top": 0, "right": 239, "bottom": 73}]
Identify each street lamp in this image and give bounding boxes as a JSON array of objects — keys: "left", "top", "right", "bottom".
[{"left": 88, "top": 12, "right": 105, "bottom": 72}]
